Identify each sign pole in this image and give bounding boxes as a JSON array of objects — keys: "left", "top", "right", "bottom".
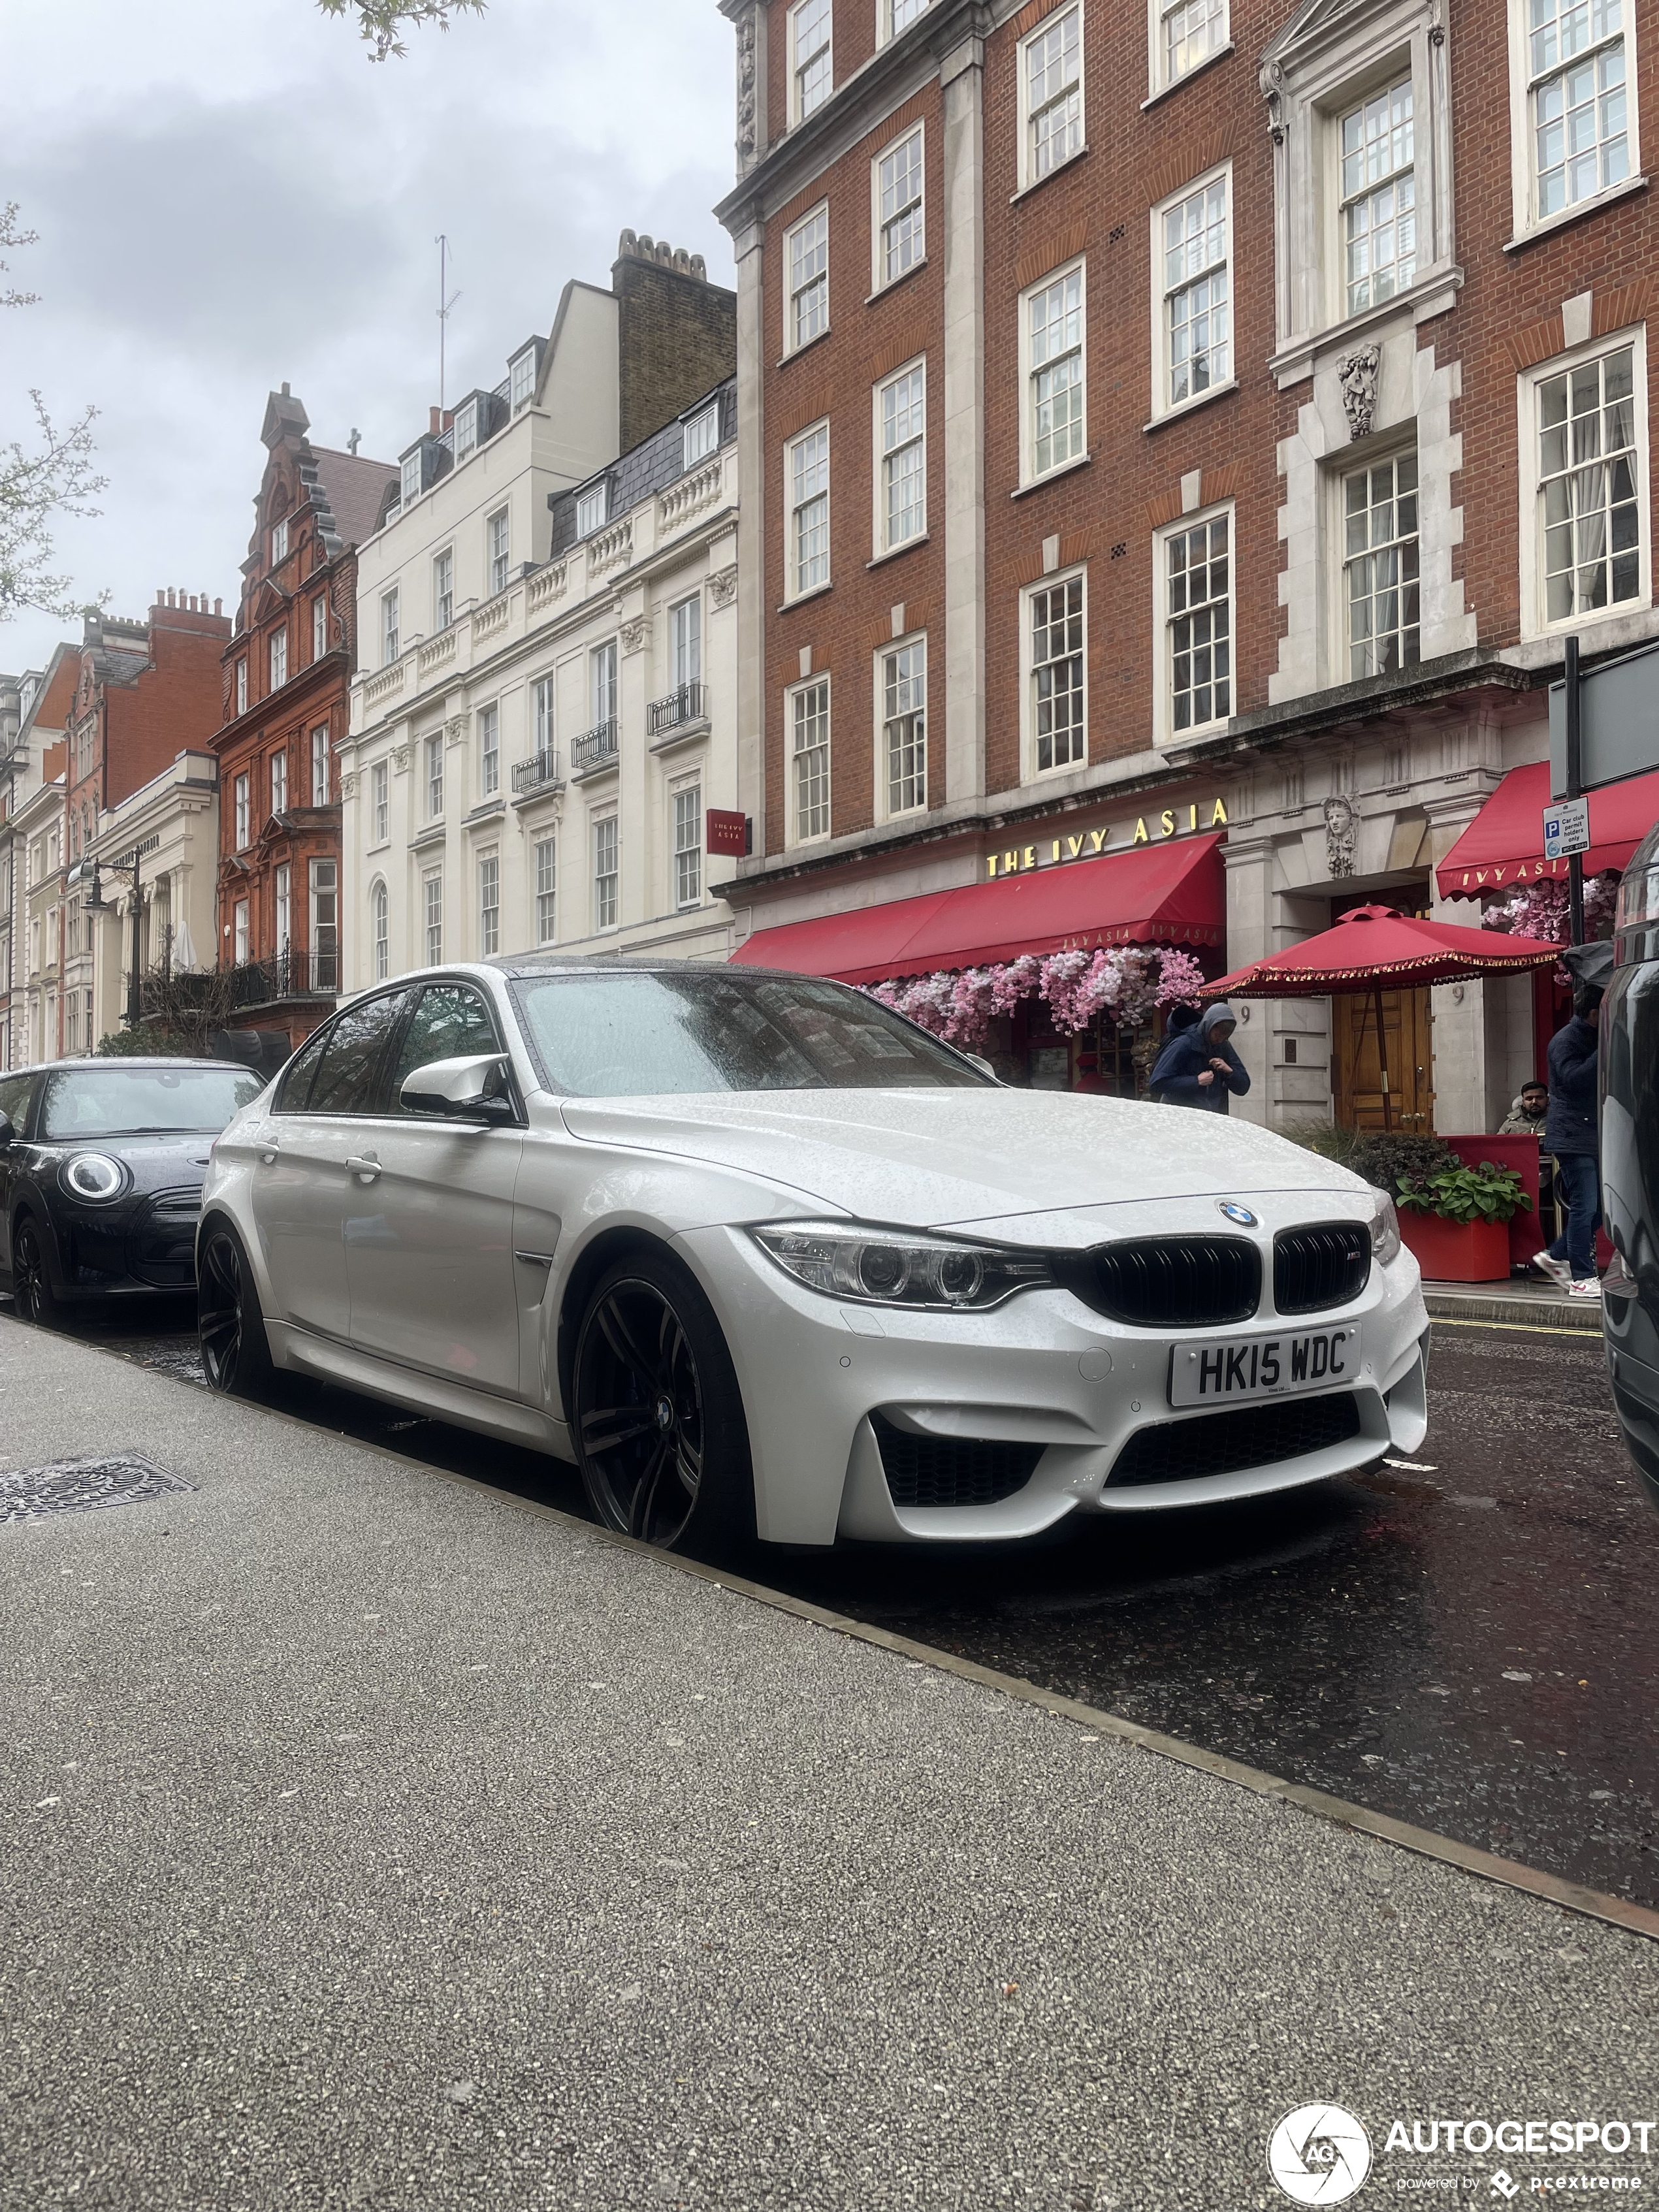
[{"left": 1564, "top": 632, "right": 1585, "bottom": 948}]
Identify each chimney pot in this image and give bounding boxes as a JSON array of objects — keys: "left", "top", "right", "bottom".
[
  {"left": 282, "top": 381, "right": 291, "bottom": 397},
  {"left": 430, "top": 406, "right": 442, "bottom": 436},
  {"left": 214, "top": 596, "right": 223, "bottom": 615}
]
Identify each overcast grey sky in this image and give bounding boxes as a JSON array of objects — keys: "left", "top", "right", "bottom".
[{"left": 1, "top": 0, "right": 737, "bottom": 673}]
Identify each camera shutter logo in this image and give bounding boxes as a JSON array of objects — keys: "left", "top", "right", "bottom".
[{"left": 1267, "top": 2105, "right": 1372, "bottom": 2204}]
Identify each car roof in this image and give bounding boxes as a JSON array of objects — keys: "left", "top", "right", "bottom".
[{"left": 27, "top": 1056, "right": 245, "bottom": 1072}]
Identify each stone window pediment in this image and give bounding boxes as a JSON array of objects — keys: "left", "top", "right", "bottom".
[{"left": 1260, "top": 0, "right": 1458, "bottom": 383}]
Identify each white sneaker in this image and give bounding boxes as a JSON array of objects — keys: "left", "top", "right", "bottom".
[
  {"left": 1531, "top": 1252, "right": 1572, "bottom": 1288},
  {"left": 1568, "top": 1276, "right": 1603, "bottom": 1300}
]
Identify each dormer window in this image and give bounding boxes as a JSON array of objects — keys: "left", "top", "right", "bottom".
[
  {"left": 400, "top": 452, "right": 423, "bottom": 506},
  {"left": 577, "top": 483, "right": 608, "bottom": 538},
  {"left": 510, "top": 345, "right": 538, "bottom": 413},
  {"left": 270, "top": 517, "right": 289, "bottom": 564},
  {"left": 683, "top": 404, "right": 720, "bottom": 468},
  {"left": 454, "top": 401, "right": 477, "bottom": 460}
]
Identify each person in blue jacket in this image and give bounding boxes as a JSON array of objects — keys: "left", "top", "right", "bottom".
[
  {"left": 1150, "top": 1001, "right": 1252, "bottom": 1112},
  {"left": 1533, "top": 972, "right": 1605, "bottom": 1300}
]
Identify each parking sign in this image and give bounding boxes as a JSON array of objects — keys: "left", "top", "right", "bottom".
[{"left": 1543, "top": 796, "right": 1591, "bottom": 861}]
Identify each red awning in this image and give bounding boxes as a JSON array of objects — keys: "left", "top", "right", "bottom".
[
  {"left": 732, "top": 835, "right": 1225, "bottom": 986},
  {"left": 1435, "top": 760, "right": 1659, "bottom": 897}
]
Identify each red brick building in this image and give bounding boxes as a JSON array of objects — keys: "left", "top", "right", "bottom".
[
  {"left": 714, "top": 0, "right": 1659, "bottom": 1134},
  {"left": 213, "top": 387, "right": 396, "bottom": 1042}
]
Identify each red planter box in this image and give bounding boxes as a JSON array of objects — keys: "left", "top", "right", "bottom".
[{"left": 1398, "top": 1210, "right": 1512, "bottom": 1283}]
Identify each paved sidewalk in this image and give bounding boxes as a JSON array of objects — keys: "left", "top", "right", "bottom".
[
  {"left": 1, "top": 1317, "right": 1653, "bottom": 2212},
  {"left": 1422, "top": 1275, "right": 1605, "bottom": 1330}
]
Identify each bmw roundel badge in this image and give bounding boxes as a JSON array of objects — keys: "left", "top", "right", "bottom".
[{"left": 1217, "top": 1201, "right": 1259, "bottom": 1226}]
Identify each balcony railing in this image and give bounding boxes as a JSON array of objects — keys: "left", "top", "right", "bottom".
[
  {"left": 221, "top": 950, "right": 340, "bottom": 1009},
  {"left": 571, "top": 718, "right": 619, "bottom": 774},
  {"left": 511, "top": 749, "right": 563, "bottom": 797},
  {"left": 647, "top": 682, "right": 708, "bottom": 738}
]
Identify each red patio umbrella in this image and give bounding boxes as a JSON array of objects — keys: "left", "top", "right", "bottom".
[{"left": 1206, "top": 903, "right": 1565, "bottom": 1131}]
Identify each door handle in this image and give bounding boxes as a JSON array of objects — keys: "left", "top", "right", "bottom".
[{"left": 346, "top": 1155, "right": 381, "bottom": 1183}]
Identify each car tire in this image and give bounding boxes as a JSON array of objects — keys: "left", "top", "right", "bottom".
[
  {"left": 572, "top": 1249, "right": 755, "bottom": 1557},
  {"left": 12, "top": 1215, "right": 64, "bottom": 1330},
  {"left": 197, "top": 1219, "right": 276, "bottom": 1398}
]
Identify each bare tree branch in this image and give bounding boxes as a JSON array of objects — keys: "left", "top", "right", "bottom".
[
  {"left": 314, "top": 0, "right": 486, "bottom": 61},
  {"left": 0, "top": 391, "right": 107, "bottom": 624},
  {"left": 1, "top": 202, "right": 40, "bottom": 310}
]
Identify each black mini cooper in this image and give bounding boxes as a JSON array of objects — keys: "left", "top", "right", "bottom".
[{"left": 0, "top": 1057, "right": 263, "bottom": 1326}]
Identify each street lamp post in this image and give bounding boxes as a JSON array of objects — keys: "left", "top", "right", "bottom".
[{"left": 78, "top": 849, "right": 145, "bottom": 1031}]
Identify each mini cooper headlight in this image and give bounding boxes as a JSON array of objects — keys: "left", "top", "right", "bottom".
[
  {"left": 750, "top": 1221, "right": 1054, "bottom": 1311},
  {"left": 1368, "top": 1189, "right": 1402, "bottom": 1267},
  {"left": 59, "top": 1151, "right": 129, "bottom": 1205}
]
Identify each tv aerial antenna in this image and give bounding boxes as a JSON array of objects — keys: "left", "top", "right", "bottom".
[{"left": 436, "top": 234, "right": 462, "bottom": 413}]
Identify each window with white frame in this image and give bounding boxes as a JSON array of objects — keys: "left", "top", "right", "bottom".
[
  {"left": 400, "top": 453, "right": 423, "bottom": 507},
  {"left": 433, "top": 547, "right": 454, "bottom": 631},
  {"left": 310, "top": 860, "right": 338, "bottom": 989},
  {"left": 270, "top": 748, "right": 287, "bottom": 816},
  {"left": 1343, "top": 452, "right": 1421, "bottom": 677},
  {"left": 1340, "top": 78, "right": 1415, "bottom": 315},
  {"left": 382, "top": 589, "right": 400, "bottom": 665},
  {"left": 234, "top": 773, "right": 250, "bottom": 850},
  {"left": 372, "top": 760, "right": 389, "bottom": 844},
  {"left": 671, "top": 596, "right": 702, "bottom": 690},
  {"left": 787, "top": 207, "right": 829, "bottom": 351},
  {"left": 1157, "top": 0, "right": 1227, "bottom": 91},
  {"left": 510, "top": 345, "right": 537, "bottom": 413},
  {"left": 881, "top": 639, "right": 927, "bottom": 814},
  {"left": 311, "top": 724, "right": 329, "bottom": 805},
  {"left": 576, "top": 483, "right": 607, "bottom": 538},
  {"left": 236, "top": 660, "right": 248, "bottom": 716},
  {"left": 683, "top": 404, "right": 720, "bottom": 468},
  {"left": 1157, "top": 168, "right": 1230, "bottom": 411},
  {"left": 1532, "top": 341, "right": 1642, "bottom": 625},
  {"left": 453, "top": 400, "right": 477, "bottom": 462},
  {"left": 1029, "top": 575, "right": 1086, "bottom": 773},
  {"left": 1525, "top": 0, "right": 1630, "bottom": 223},
  {"left": 487, "top": 507, "right": 511, "bottom": 598},
  {"left": 372, "top": 880, "right": 389, "bottom": 981},
  {"left": 791, "top": 0, "right": 832, "bottom": 121},
  {"left": 478, "top": 853, "right": 500, "bottom": 957},
  {"left": 423, "top": 870, "right": 443, "bottom": 965},
  {"left": 479, "top": 702, "right": 500, "bottom": 795},
  {"left": 877, "top": 362, "right": 926, "bottom": 552},
  {"left": 886, "top": 0, "right": 930, "bottom": 33},
  {"left": 591, "top": 640, "right": 618, "bottom": 729},
  {"left": 1022, "top": 7, "right": 1082, "bottom": 186},
  {"left": 673, "top": 784, "right": 702, "bottom": 908},
  {"left": 792, "top": 678, "right": 831, "bottom": 842},
  {"left": 534, "top": 836, "right": 556, "bottom": 944},
  {"left": 533, "top": 674, "right": 556, "bottom": 758},
  {"left": 1023, "top": 265, "right": 1086, "bottom": 481},
  {"left": 788, "top": 423, "right": 831, "bottom": 596},
  {"left": 270, "top": 517, "right": 289, "bottom": 564},
  {"left": 876, "top": 130, "right": 924, "bottom": 288},
  {"left": 1161, "top": 512, "right": 1232, "bottom": 736},
  {"left": 593, "top": 816, "right": 619, "bottom": 930},
  {"left": 312, "top": 594, "right": 327, "bottom": 662},
  {"left": 269, "top": 626, "right": 288, "bottom": 693},
  {"left": 233, "top": 899, "right": 249, "bottom": 965},
  {"left": 274, "top": 863, "right": 292, "bottom": 957},
  {"left": 427, "top": 732, "right": 445, "bottom": 818}
]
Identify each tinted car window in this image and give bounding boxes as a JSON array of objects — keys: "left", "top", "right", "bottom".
[
  {"left": 0, "top": 1073, "right": 35, "bottom": 1132},
  {"left": 512, "top": 972, "right": 986, "bottom": 1097},
  {"left": 306, "top": 991, "right": 410, "bottom": 1115},
  {"left": 38, "top": 1065, "right": 261, "bottom": 1138},
  {"left": 388, "top": 986, "right": 503, "bottom": 1114},
  {"left": 274, "top": 1025, "right": 331, "bottom": 1114}
]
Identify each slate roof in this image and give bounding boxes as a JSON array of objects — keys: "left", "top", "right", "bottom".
[
  {"left": 308, "top": 446, "right": 399, "bottom": 555},
  {"left": 549, "top": 379, "right": 735, "bottom": 558}
]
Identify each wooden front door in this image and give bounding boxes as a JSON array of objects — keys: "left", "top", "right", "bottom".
[{"left": 1332, "top": 989, "right": 1436, "bottom": 1130}]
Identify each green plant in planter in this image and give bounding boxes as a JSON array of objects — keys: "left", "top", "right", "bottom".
[
  {"left": 1285, "top": 1126, "right": 1460, "bottom": 1191},
  {"left": 1396, "top": 1159, "right": 1534, "bottom": 1225}
]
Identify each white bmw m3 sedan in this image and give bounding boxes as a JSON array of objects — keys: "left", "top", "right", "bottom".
[{"left": 197, "top": 957, "right": 1431, "bottom": 1554}]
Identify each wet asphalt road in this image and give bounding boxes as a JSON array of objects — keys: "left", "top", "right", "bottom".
[{"left": 11, "top": 1296, "right": 1658, "bottom": 1914}]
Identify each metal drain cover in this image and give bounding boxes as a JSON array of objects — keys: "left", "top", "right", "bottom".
[{"left": 1, "top": 1454, "right": 195, "bottom": 1523}]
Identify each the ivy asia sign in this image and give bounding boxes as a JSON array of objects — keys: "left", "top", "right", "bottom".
[{"left": 985, "top": 797, "right": 1229, "bottom": 880}]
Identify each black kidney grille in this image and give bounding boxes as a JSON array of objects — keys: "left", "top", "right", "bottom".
[
  {"left": 873, "top": 1417, "right": 1043, "bottom": 1510},
  {"left": 1087, "top": 1237, "right": 1261, "bottom": 1329},
  {"left": 1274, "top": 1224, "right": 1372, "bottom": 1315},
  {"left": 1106, "top": 1393, "right": 1362, "bottom": 1488}
]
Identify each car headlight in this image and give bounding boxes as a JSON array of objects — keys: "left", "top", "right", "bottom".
[
  {"left": 59, "top": 1152, "right": 129, "bottom": 1205},
  {"left": 750, "top": 1220, "right": 1054, "bottom": 1311},
  {"left": 1368, "top": 1189, "right": 1402, "bottom": 1267}
]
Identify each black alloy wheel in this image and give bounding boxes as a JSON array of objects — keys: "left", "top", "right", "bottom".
[
  {"left": 572, "top": 1252, "right": 753, "bottom": 1556},
  {"left": 197, "top": 1222, "right": 275, "bottom": 1397},
  {"left": 12, "top": 1216, "right": 62, "bottom": 1330}
]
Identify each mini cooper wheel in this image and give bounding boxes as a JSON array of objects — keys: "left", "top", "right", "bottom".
[
  {"left": 12, "top": 1215, "right": 63, "bottom": 1330},
  {"left": 572, "top": 1251, "right": 754, "bottom": 1556},
  {"left": 198, "top": 1221, "right": 275, "bottom": 1397}
]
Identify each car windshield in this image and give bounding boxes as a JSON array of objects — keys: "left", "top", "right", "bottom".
[
  {"left": 39, "top": 1065, "right": 263, "bottom": 1139},
  {"left": 513, "top": 971, "right": 988, "bottom": 1097}
]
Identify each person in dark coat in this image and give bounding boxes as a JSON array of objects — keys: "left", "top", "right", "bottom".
[
  {"left": 1150, "top": 1002, "right": 1251, "bottom": 1112},
  {"left": 1533, "top": 982, "right": 1603, "bottom": 1297}
]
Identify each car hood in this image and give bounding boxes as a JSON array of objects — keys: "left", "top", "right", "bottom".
[
  {"left": 557, "top": 1088, "right": 1368, "bottom": 1229},
  {"left": 27, "top": 1131, "right": 216, "bottom": 1189}
]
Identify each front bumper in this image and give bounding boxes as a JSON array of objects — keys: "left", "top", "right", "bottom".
[
  {"left": 676, "top": 1221, "right": 1430, "bottom": 1547},
  {"left": 39, "top": 1186, "right": 204, "bottom": 1298}
]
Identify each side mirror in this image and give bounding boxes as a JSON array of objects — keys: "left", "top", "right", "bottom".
[
  {"left": 963, "top": 1053, "right": 998, "bottom": 1083},
  {"left": 0, "top": 1112, "right": 14, "bottom": 1146},
  {"left": 399, "top": 1052, "right": 517, "bottom": 1123}
]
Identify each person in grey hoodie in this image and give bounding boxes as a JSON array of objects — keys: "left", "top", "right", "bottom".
[{"left": 1149, "top": 1002, "right": 1252, "bottom": 1112}]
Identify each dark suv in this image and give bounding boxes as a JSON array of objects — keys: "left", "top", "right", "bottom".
[
  {"left": 0, "top": 1057, "right": 262, "bottom": 1326},
  {"left": 1602, "top": 820, "right": 1659, "bottom": 1513}
]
